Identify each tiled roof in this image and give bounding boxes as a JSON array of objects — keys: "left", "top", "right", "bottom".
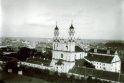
[
  {"left": 75, "top": 46, "right": 83, "bottom": 52},
  {"left": 75, "top": 59, "right": 95, "bottom": 68},
  {"left": 75, "top": 59, "right": 86, "bottom": 67},
  {"left": 27, "top": 58, "right": 51, "bottom": 66},
  {"left": 89, "top": 48, "right": 116, "bottom": 55},
  {"left": 85, "top": 53, "right": 114, "bottom": 63},
  {"left": 69, "top": 67, "right": 119, "bottom": 81}
]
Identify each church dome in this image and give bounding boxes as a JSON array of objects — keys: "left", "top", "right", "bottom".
[
  {"left": 70, "top": 24, "right": 74, "bottom": 29},
  {"left": 55, "top": 25, "right": 59, "bottom": 30}
]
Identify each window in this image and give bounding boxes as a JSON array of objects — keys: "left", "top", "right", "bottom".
[
  {"left": 75, "top": 55, "right": 76, "bottom": 59},
  {"left": 54, "top": 44, "right": 55, "bottom": 49},
  {"left": 61, "top": 54, "right": 63, "bottom": 58},
  {"left": 66, "top": 46, "right": 68, "bottom": 50}
]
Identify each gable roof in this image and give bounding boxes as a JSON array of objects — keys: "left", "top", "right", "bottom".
[
  {"left": 27, "top": 58, "right": 51, "bottom": 66},
  {"left": 69, "top": 67, "right": 119, "bottom": 81},
  {"left": 89, "top": 48, "right": 116, "bottom": 55},
  {"left": 75, "top": 59, "right": 95, "bottom": 68},
  {"left": 75, "top": 59, "right": 86, "bottom": 67},
  {"left": 75, "top": 46, "right": 84, "bottom": 52},
  {"left": 85, "top": 53, "right": 114, "bottom": 63}
]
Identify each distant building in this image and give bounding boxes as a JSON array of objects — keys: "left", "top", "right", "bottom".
[
  {"left": 50, "top": 24, "right": 87, "bottom": 73},
  {"left": 0, "top": 46, "right": 13, "bottom": 52},
  {"left": 85, "top": 49, "right": 121, "bottom": 73}
]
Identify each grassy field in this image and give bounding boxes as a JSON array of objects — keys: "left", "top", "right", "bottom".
[{"left": 0, "top": 71, "right": 50, "bottom": 83}]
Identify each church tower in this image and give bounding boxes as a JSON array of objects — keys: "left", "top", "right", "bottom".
[
  {"left": 51, "top": 22, "right": 85, "bottom": 73},
  {"left": 68, "top": 24, "right": 75, "bottom": 52},
  {"left": 53, "top": 24, "right": 59, "bottom": 50},
  {"left": 69, "top": 24, "right": 75, "bottom": 40},
  {"left": 54, "top": 24, "right": 59, "bottom": 40}
]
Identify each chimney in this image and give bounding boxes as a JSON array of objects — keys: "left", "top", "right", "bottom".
[
  {"left": 94, "top": 49, "right": 97, "bottom": 53},
  {"left": 107, "top": 50, "right": 110, "bottom": 54}
]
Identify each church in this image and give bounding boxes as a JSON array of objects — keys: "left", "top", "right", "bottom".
[
  {"left": 50, "top": 23, "right": 121, "bottom": 73},
  {"left": 50, "top": 24, "right": 87, "bottom": 73}
]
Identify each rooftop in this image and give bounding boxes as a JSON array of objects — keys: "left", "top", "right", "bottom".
[
  {"left": 69, "top": 67, "right": 119, "bottom": 81},
  {"left": 75, "top": 46, "right": 84, "bottom": 52},
  {"left": 26, "top": 58, "right": 51, "bottom": 66},
  {"left": 89, "top": 48, "right": 116, "bottom": 55},
  {"left": 85, "top": 53, "right": 114, "bottom": 63}
]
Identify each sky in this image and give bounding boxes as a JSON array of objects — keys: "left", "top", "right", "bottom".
[{"left": 1, "top": 0, "right": 124, "bottom": 40}]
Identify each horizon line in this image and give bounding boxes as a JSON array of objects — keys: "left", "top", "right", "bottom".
[{"left": 0, "top": 36, "right": 124, "bottom": 41}]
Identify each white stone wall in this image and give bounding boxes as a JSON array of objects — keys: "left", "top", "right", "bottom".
[
  {"left": 92, "top": 55, "right": 121, "bottom": 73},
  {"left": 111, "top": 61, "right": 121, "bottom": 73},
  {"left": 111, "top": 55, "right": 121, "bottom": 73},
  {"left": 53, "top": 40, "right": 75, "bottom": 52},
  {"left": 21, "top": 62, "right": 51, "bottom": 70},
  {"left": 52, "top": 51, "right": 75, "bottom": 61},
  {"left": 93, "top": 61, "right": 111, "bottom": 72},
  {"left": 52, "top": 51, "right": 86, "bottom": 61},
  {"left": 51, "top": 50, "right": 87, "bottom": 73},
  {"left": 112, "top": 55, "right": 120, "bottom": 62},
  {"left": 67, "top": 42, "right": 75, "bottom": 52},
  {"left": 74, "top": 52, "right": 87, "bottom": 60},
  {"left": 50, "top": 59, "right": 75, "bottom": 73}
]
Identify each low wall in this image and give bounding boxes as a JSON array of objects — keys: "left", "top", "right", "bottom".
[{"left": 21, "top": 62, "right": 51, "bottom": 70}]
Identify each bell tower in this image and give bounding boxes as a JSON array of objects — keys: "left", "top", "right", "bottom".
[
  {"left": 68, "top": 23, "right": 75, "bottom": 52},
  {"left": 54, "top": 23, "right": 59, "bottom": 40},
  {"left": 68, "top": 24, "right": 75, "bottom": 41}
]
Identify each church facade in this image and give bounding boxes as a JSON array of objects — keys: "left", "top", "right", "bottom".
[{"left": 50, "top": 24, "right": 87, "bottom": 73}]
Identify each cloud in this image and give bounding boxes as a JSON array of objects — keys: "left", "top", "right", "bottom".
[{"left": 1, "top": 0, "right": 124, "bottom": 40}]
